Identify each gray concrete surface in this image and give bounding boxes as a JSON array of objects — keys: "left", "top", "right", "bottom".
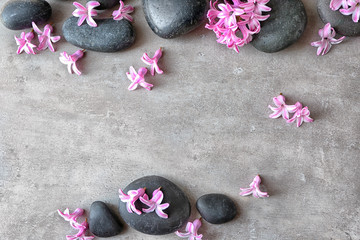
[{"left": 0, "top": 0, "right": 359, "bottom": 239}]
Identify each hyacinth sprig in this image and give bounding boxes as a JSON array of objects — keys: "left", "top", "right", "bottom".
[
  {"left": 330, "top": 0, "right": 360, "bottom": 22},
  {"left": 72, "top": 1, "right": 100, "bottom": 27},
  {"left": 119, "top": 187, "right": 146, "bottom": 215},
  {"left": 126, "top": 66, "right": 153, "bottom": 91},
  {"left": 112, "top": 0, "right": 134, "bottom": 22},
  {"left": 140, "top": 188, "right": 170, "bottom": 219},
  {"left": 268, "top": 94, "right": 297, "bottom": 120},
  {"left": 239, "top": 175, "right": 269, "bottom": 198},
  {"left": 141, "top": 48, "right": 164, "bottom": 76},
  {"left": 32, "top": 22, "right": 61, "bottom": 52},
  {"left": 59, "top": 50, "right": 85, "bottom": 75},
  {"left": 14, "top": 31, "right": 37, "bottom": 55},
  {"left": 57, "top": 208, "right": 94, "bottom": 240},
  {"left": 286, "top": 102, "right": 314, "bottom": 128},
  {"left": 175, "top": 218, "right": 203, "bottom": 240},
  {"left": 206, "top": 0, "right": 271, "bottom": 52},
  {"left": 311, "top": 23, "right": 345, "bottom": 56}
]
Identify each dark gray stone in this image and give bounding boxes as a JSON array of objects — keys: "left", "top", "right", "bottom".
[
  {"left": 251, "top": 0, "right": 307, "bottom": 53},
  {"left": 118, "top": 175, "right": 191, "bottom": 235},
  {"left": 142, "top": 0, "right": 209, "bottom": 39},
  {"left": 62, "top": 17, "right": 135, "bottom": 52},
  {"left": 196, "top": 194, "right": 237, "bottom": 224},
  {"left": 89, "top": 201, "right": 123, "bottom": 238},
  {"left": 1, "top": 0, "right": 52, "bottom": 30},
  {"left": 318, "top": 0, "right": 360, "bottom": 36},
  {"left": 87, "top": 0, "right": 118, "bottom": 10}
]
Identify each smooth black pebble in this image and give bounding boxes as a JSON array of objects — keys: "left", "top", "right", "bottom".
[
  {"left": 87, "top": 0, "right": 118, "bottom": 10},
  {"left": 196, "top": 194, "right": 237, "bottom": 224},
  {"left": 118, "top": 175, "right": 191, "bottom": 235},
  {"left": 62, "top": 17, "right": 135, "bottom": 52},
  {"left": 89, "top": 201, "right": 123, "bottom": 237},
  {"left": 1, "top": 0, "right": 52, "bottom": 30},
  {"left": 142, "top": 0, "right": 209, "bottom": 39},
  {"left": 251, "top": 0, "right": 307, "bottom": 53},
  {"left": 318, "top": 0, "right": 360, "bottom": 36}
]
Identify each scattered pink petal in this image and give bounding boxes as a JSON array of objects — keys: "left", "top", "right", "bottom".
[
  {"left": 340, "top": 0, "right": 360, "bottom": 22},
  {"left": 126, "top": 66, "right": 153, "bottom": 91},
  {"left": 112, "top": 0, "right": 134, "bottom": 22},
  {"left": 175, "top": 218, "right": 203, "bottom": 240},
  {"left": 72, "top": 1, "right": 100, "bottom": 27},
  {"left": 239, "top": 175, "right": 269, "bottom": 198},
  {"left": 330, "top": 0, "right": 349, "bottom": 10},
  {"left": 32, "top": 22, "right": 61, "bottom": 52},
  {"left": 59, "top": 50, "right": 85, "bottom": 75},
  {"left": 286, "top": 102, "right": 314, "bottom": 127},
  {"left": 14, "top": 31, "right": 37, "bottom": 55},
  {"left": 311, "top": 23, "right": 345, "bottom": 56},
  {"left": 268, "top": 94, "right": 297, "bottom": 120},
  {"left": 58, "top": 208, "right": 94, "bottom": 240},
  {"left": 141, "top": 48, "right": 163, "bottom": 76},
  {"left": 140, "top": 188, "right": 170, "bottom": 219},
  {"left": 119, "top": 187, "right": 146, "bottom": 215}
]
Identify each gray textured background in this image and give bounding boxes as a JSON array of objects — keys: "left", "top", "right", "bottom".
[{"left": 0, "top": 0, "right": 359, "bottom": 239}]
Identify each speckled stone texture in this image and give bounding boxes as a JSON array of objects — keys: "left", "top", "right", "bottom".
[
  {"left": 0, "top": 0, "right": 359, "bottom": 239},
  {"left": 317, "top": 0, "right": 360, "bottom": 36},
  {"left": 142, "top": 0, "right": 208, "bottom": 38},
  {"left": 63, "top": 17, "right": 136, "bottom": 52},
  {"left": 87, "top": 0, "right": 118, "bottom": 10},
  {"left": 251, "top": 0, "right": 307, "bottom": 53},
  {"left": 1, "top": 0, "right": 52, "bottom": 30}
]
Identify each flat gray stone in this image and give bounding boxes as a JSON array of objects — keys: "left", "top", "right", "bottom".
[
  {"left": 118, "top": 175, "right": 191, "bottom": 235},
  {"left": 317, "top": 0, "right": 360, "bottom": 36},
  {"left": 251, "top": 0, "right": 307, "bottom": 53},
  {"left": 142, "top": 0, "right": 209, "bottom": 39},
  {"left": 1, "top": 0, "right": 52, "bottom": 30},
  {"left": 62, "top": 17, "right": 136, "bottom": 52},
  {"left": 87, "top": 0, "right": 118, "bottom": 10}
]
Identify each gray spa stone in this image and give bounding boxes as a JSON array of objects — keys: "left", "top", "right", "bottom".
[{"left": 87, "top": 0, "right": 119, "bottom": 10}]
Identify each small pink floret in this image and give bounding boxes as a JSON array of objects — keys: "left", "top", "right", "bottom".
[
  {"left": 112, "top": 0, "right": 134, "bottom": 22},
  {"left": 32, "top": 22, "right": 61, "bottom": 52},
  {"left": 59, "top": 50, "right": 85, "bottom": 75},
  {"left": 58, "top": 208, "right": 94, "bottom": 240},
  {"left": 119, "top": 187, "right": 146, "bottom": 215},
  {"left": 141, "top": 48, "right": 164, "bottom": 76},
  {"left": 175, "top": 218, "right": 203, "bottom": 240},
  {"left": 286, "top": 102, "right": 314, "bottom": 127},
  {"left": 126, "top": 66, "right": 153, "bottom": 91},
  {"left": 140, "top": 188, "right": 170, "bottom": 219},
  {"left": 239, "top": 175, "right": 269, "bottom": 198},
  {"left": 72, "top": 1, "right": 100, "bottom": 27},
  {"left": 14, "top": 31, "right": 37, "bottom": 55},
  {"left": 268, "top": 94, "right": 297, "bottom": 120},
  {"left": 311, "top": 23, "right": 345, "bottom": 56},
  {"left": 339, "top": 0, "right": 360, "bottom": 22}
]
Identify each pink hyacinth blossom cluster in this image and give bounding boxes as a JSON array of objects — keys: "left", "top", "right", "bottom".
[
  {"left": 112, "top": 0, "right": 134, "bottom": 22},
  {"left": 205, "top": 0, "right": 271, "bottom": 52},
  {"left": 175, "top": 218, "right": 203, "bottom": 240},
  {"left": 59, "top": 50, "right": 85, "bottom": 75},
  {"left": 14, "top": 22, "right": 61, "bottom": 55},
  {"left": 119, "top": 187, "right": 170, "bottom": 218},
  {"left": 268, "top": 94, "right": 314, "bottom": 127},
  {"left": 330, "top": 0, "right": 360, "bottom": 22},
  {"left": 58, "top": 208, "right": 94, "bottom": 240},
  {"left": 239, "top": 175, "right": 269, "bottom": 198},
  {"left": 311, "top": 23, "right": 345, "bottom": 56}
]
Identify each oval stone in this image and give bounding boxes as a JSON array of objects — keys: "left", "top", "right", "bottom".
[
  {"left": 318, "top": 0, "right": 360, "bottom": 36},
  {"left": 196, "top": 194, "right": 237, "bottom": 224},
  {"left": 62, "top": 17, "right": 135, "bottom": 52},
  {"left": 1, "top": 0, "right": 52, "bottom": 30},
  {"left": 89, "top": 201, "right": 123, "bottom": 237},
  {"left": 118, "top": 175, "right": 191, "bottom": 235},
  {"left": 87, "top": 0, "right": 118, "bottom": 10},
  {"left": 251, "top": 0, "right": 307, "bottom": 53},
  {"left": 142, "top": 0, "right": 209, "bottom": 39}
]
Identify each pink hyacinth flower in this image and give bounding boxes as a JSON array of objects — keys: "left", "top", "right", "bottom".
[
  {"left": 311, "top": 23, "right": 345, "bottom": 56},
  {"left": 119, "top": 187, "right": 146, "bottom": 215},
  {"left": 217, "top": 2, "right": 245, "bottom": 28},
  {"left": 112, "top": 0, "right": 134, "bottom": 22},
  {"left": 240, "top": 175, "right": 269, "bottom": 198},
  {"left": 247, "top": 0, "right": 272, "bottom": 15},
  {"left": 58, "top": 208, "right": 84, "bottom": 224},
  {"left": 58, "top": 208, "right": 94, "bottom": 240},
  {"left": 59, "top": 50, "right": 85, "bottom": 75},
  {"left": 141, "top": 48, "right": 164, "bottom": 76},
  {"left": 126, "top": 67, "right": 153, "bottom": 91},
  {"left": 72, "top": 1, "right": 100, "bottom": 27},
  {"left": 14, "top": 31, "right": 37, "bottom": 55},
  {"left": 340, "top": 0, "right": 360, "bottom": 22},
  {"left": 330, "top": 0, "right": 349, "bottom": 10},
  {"left": 286, "top": 102, "right": 314, "bottom": 127},
  {"left": 175, "top": 218, "right": 203, "bottom": 240},
  {"left": 140, "top": 188, "right": 170, "bottom": 219},
  {"left": 32, "top": 22, "right": 61, "bottom": 52},
  {"left": 268, "top": 94, "right": 297, "bottom": 120}
]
